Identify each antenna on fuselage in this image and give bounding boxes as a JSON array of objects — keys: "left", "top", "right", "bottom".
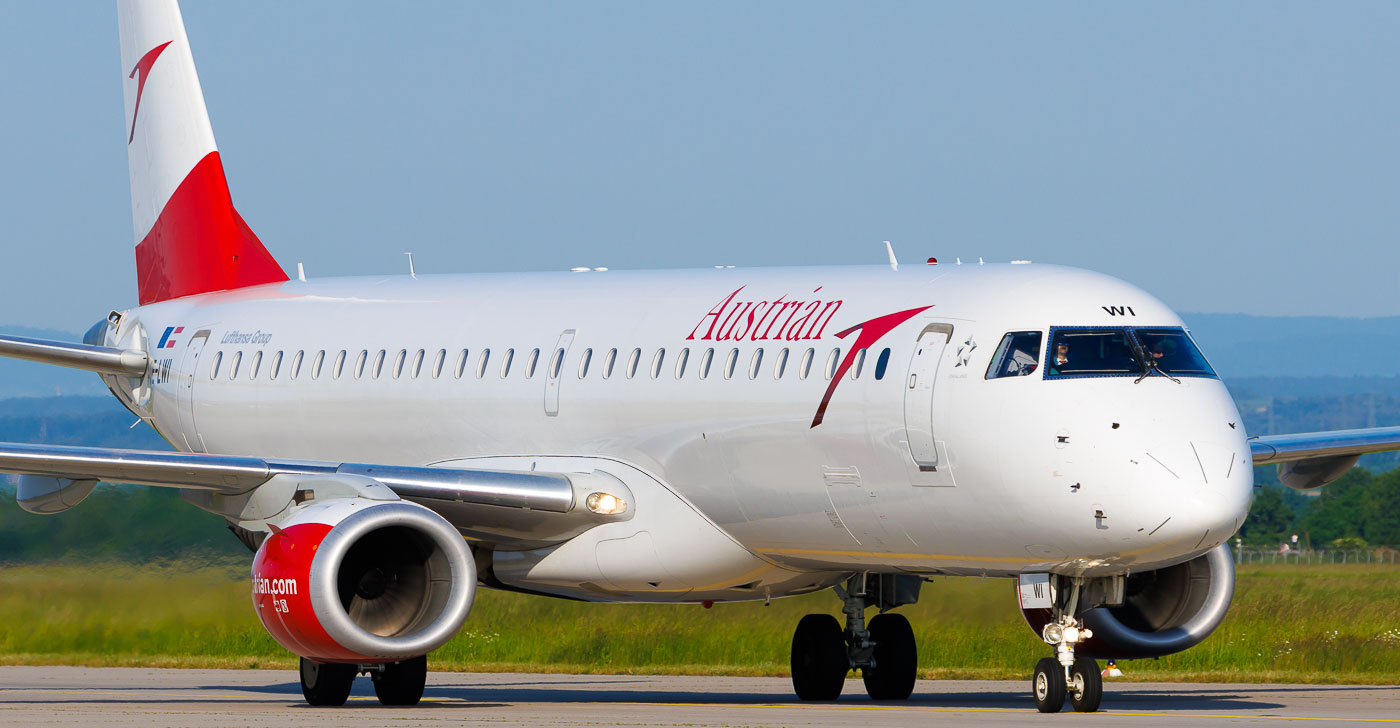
[
  {"left": 404, "top": 252, "right": 417, "bottom": 279},
  {"left": 884, "top": 241, "right": 899, "bottom": 271}
]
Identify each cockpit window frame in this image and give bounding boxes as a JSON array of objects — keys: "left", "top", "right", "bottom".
[{"left": 1042, "top": 325, "right": 1218, "bottom": 381}]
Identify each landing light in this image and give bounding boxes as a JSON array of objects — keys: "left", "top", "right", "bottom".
[{"left": 586, "top": 492, "right": 627, "bottom": 515}]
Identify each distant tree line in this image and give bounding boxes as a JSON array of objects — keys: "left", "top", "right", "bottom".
[
  {"left": 1241, "top": 467, "right": 1400, "bottom": 548},
  {"left": 0, "top": 485, "right": 246, "bottom": 563}
]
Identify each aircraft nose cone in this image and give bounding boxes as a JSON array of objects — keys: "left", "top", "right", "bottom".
[{"left": 1139, "top": 438, "right": 1252, "bottom": 552}]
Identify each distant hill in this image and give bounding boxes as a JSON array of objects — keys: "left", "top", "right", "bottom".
[
  {"left": 1182, "top": 313, "right": 1400, "bottom": 380},
  {"left": 0, "top": 326, "right": 105, "bottom": 399}
]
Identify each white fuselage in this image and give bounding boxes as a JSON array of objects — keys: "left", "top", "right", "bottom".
[{"left": 119, "top": 262, "right": 1252, "bottom": 600}]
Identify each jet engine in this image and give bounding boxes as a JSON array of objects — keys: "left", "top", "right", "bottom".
[
  {"left": 1020, "top": 544, "right": 1234, "bottom": 659},
  {"left": 250, "top": 498, "right": 476, "bottom": 663}
]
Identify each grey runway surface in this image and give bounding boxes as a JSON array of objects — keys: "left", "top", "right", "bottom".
[{"left": 0, "top": 666, "right": 1397, "bottom": 726}]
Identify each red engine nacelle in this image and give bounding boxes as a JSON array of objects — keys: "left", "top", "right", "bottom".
[{"left": 251, "top": 499, "right": 476, "bottom": 663}]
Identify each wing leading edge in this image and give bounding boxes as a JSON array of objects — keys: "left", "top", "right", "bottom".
[
  {"left": 1250, "top": 426, "right": 1400, "bottom": 490},
  {"left": 0, "top": 441, "right": 633, "bottom": 548}
]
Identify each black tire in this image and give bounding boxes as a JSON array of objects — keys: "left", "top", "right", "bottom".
[
  {"left": 1032, "top": 657, "right": 1066, "bottom": 713},
  {"left": 373, "top": 655, "right": 428, "bottom": 706},
  {"left": 791, "top": 613, "right": 848, "bottom": 701},
  {"left": 300, "top": 657, "right": 356, "bottom": 707},
  {"left": 1068, "top": 656, "right": 1103, "bottom": 713},
  {"left": 862, "top": 613, "right": 917, "bottom": 700}
]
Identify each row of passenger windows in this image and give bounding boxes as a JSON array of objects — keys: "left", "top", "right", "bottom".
[{"left": 208, "top": 346, "right": 894, "bottom": 383}]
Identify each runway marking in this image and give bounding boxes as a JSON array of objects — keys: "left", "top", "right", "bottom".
[
  {"left": 1, "top": 689, "right": 1396, "bottom": 722},
  {"left": 0, "top": 689, "right": 461, "bottom": 703},
  {"left": 612, "top": 701, "right": 1400, "bottom": 722}
]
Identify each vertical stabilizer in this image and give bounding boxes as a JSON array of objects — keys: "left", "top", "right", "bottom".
[{"left": 118, "top": 0, "right": 287, "bottom": 305}]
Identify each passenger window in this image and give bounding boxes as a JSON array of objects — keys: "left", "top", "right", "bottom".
[
  {"left": 525, "top": 348, "right": 540, "bottom": 379},
  {"left": 675, "top": 348, "right": 689, "bottom": 379},
  {"left": 333, "top": 350, "right": 346, "bottom": 380},
  {"left": 603, "top": 348, "right": 618, "bottom": 379},
  {"left": 210, "top": 351, "right": 222, "bottom": 379},
  {"left": 849, "top": 348, "right": 866, "bottom": 380},
  {"left": 986, "top": 331, "right": 1043, "bottom": 379},
  {"left": 372, "top": 350, "right": 386, "bottom": 379},
  {"left": 230, "top": 351, "right": 242, "bottom": 379},
  {"left": 355, "top": 350, "right": 368, "bottom": 379},
  {"left": 412, "top": 349, "right": 425, "bottom": 379},
  {"left": 800, "top": 348, "right": 814, "bottom": 380},
  {"left": 392, "top": 349, "right": 406, "bottom": 379},
  {"left": 476, "top": 348, "right": 491, "bottom": 378},
  {"left": 774, "top": 348, "right": 789, "bottom": 379},
  {"left": 723, "top": 348, "right": 738, "bottom": 379},
  {"left": 1045, "top": 329, "right": 1139, "bottom": 378},
  {"left": 500, "top": 348, "right": 514, "bottom": 378},
  {"left": 455, "top": 349, "right": 468, "bottom": 379},
  {"left": 650, "top": 349, "right": 665, "bottom": 379},
  {"left": 626, "top": 348, "right": 641, "bottom": 379},
  {"left": 290, "top": 350, "right": 303, "bottom": 380},
  {"left": 550, "top": 348, "right": 565, "bottom": 378},
  {"left": 432, "top": 349, "right": 445, "bottom": 379},
  {"left": 824, "top": 348, "right": 841, "bottom": 380},
  {"left": 312, "top": 350, "right": 325, "bottom": 380},
  {"left": 578, "top": 348, "right": 593, "bottom": 378},
  {"left": 268, "top": 351, "right": 282, "bottom": 380},
  {"left": 748, "top": 349, "right": 764, "bottom": 379},
  {"left": 250, "top": 351, "right": 263, "bottom": 379},
  {"left": 699, "top": 348, "right": 714, "bottom": 379},
  {"left": 874, "top": 348, "right": 891, "bottom": 380}
]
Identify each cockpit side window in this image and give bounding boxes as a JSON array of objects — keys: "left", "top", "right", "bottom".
[
  {"left": 1134, "top": 328, "right": 1216, "bottom": 377},
  {"left": 985, "top": 331, "right": 1043, "bottom": 379},
  {"left": 1045, "top": 328, "right": 1142, "bottom": 377}
]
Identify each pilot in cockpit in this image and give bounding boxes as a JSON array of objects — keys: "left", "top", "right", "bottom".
[{"left": 1048, "top": 342, "right": 1070, "bottom": 376}]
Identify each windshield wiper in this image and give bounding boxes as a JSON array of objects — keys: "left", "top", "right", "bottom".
[{"left": 1132, "top": 342, "right": 1180, "bottom": 385}]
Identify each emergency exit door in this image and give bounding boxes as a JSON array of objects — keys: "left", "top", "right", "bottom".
[
  {"left": 904, "top": 324, "right": 953, "bottom": 471},
  {"left": 178, "top": 330, "right": 210, "bottom": 453},
  {"left": 544, "top": 329, "right": 575, "bottom": 416}
]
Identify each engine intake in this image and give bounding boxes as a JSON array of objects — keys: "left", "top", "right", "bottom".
[
  {"left": 1020, "top": 544, "right": 1234, "bottom": 659},
  {"left": 251, "top": 500, "right": 475, "bottom": 663}
]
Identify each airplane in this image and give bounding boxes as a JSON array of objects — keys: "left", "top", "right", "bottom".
[{"left": 2, "top": 0, "right": 1397, "bottom": 713}]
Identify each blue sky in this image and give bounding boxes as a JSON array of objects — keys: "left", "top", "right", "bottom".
[{"left": 2, "top": 1, "right": 1398, "bottom": 330}]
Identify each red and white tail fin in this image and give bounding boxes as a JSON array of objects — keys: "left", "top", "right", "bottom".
[{"left": 118, "top": 0, "right": 287, "bottom": 305}]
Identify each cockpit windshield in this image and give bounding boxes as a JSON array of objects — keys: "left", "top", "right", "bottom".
[
  {"left": 1044, "top": 326, "right": 1215, "bottom": 379},
  {"left": 1134, "top": 328, "right": 1216, "bottom": 377},
  {"left": 1045, "top": 329, "right": 1141, "bottom": 377}
]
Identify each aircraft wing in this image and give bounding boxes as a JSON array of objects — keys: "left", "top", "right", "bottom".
[
  {"left": 0, "top": 441, "right": 632, "bottom": 548},
  {"left": 1250, "top": 426, "right": 1400, "bottom": 489}
]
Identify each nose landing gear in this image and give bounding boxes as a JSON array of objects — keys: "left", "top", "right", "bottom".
[
  {"left": 1033, "top": 578, "right": 1103, "bottom": 713},
  {"left": 789, "top": 573, "right": 921, "bottom": 702}
]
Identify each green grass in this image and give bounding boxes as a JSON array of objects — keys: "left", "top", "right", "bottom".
[{"left": 1, "top": 561, "right": 1396, "bottom": 683}]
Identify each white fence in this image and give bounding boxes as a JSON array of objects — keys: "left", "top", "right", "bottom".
[{"left": 1235, "top": 547, "right": 1400, "bottom": 565}]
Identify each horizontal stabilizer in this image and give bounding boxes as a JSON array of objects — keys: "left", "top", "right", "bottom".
[{"left": 0, "top": 335, "right": 148, "bottom": 376}]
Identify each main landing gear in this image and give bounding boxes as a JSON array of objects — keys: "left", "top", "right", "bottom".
[
  {"left": 790, "top": 573, "right": 921, "bottom": 702},
  {"left": 1032, "top": 578, "right": 1103, "bottom": 713},
  {"left": 299, "top": 655, "right": 429, "bottom": 707}
]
